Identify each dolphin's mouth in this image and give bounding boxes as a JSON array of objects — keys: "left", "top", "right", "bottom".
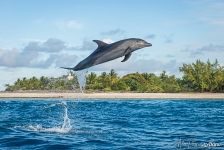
[{"left": 145, "top": 42, "right": 152, "bottom": 47}]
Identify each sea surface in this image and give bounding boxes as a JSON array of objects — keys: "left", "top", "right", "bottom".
[{"left": 0, "top": 99, "right": 224, "bottom": 150}]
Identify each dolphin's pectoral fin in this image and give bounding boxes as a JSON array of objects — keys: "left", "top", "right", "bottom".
[
  {"left": 93, "top": 40, "right": 108, "bottom": 48},
  {"left": 121, "top": 47, "right": 132, "bottom": 62},
  {"left": 121, "top": 52, "right": 132, "bottom": 62},
  {"left": 123, "top": 47, "right": 130, "bottom": 55}
]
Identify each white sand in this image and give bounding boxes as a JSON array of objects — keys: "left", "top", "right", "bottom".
[{"left": 0, "top": 92, "right": 224, "bottom": 99}]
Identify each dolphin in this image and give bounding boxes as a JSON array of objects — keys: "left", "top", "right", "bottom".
[{"left": 61, "top": 38, "right": 152, "bottom": 71}]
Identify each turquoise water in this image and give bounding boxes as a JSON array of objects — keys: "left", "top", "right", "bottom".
[{"left": 0, "top": 99, "right": 224, "bottom": 149}]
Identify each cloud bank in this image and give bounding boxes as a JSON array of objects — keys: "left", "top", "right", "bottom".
[
  {"left": 191, "top": 44, "right": 224, "bottom": 55},
  {"left": 0, "top": 37, "right": 181, "bottom": 75},
  {"left": 0, "top": 38, "right": 79, "bottom": 68}
]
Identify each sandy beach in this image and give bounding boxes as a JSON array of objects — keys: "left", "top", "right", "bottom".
[{"left": 0, "top": 92, "right": 224, "bottom": 99}]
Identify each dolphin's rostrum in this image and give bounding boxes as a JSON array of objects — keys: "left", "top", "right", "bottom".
[{"left": 61, "top": 38, "right": 152, "bottom": 71}]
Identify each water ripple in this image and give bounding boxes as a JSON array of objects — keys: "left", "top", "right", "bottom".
[{"left": 0, "top": 99, "right": 224, "bottom": 149}]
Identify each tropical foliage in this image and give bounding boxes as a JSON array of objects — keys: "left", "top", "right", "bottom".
[
  {"left": 179, "top": 60, "right": 224, "bottom": 92},
  {"left": 5, "top": 60, "right": 224, "bottom": 92}
]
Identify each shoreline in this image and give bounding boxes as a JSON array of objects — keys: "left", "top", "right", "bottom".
[{"left": 0, "top": 92, "right": 224, "bottom": 99}]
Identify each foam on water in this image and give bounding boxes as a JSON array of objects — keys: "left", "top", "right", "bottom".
[
  {"left": 25, "top": 71, "right": 87, "bottom": 134},
  {"left": 27, "top": 124, "right": 71, "bottom": 134},
  {"left": 27, "top": 101, "right": 72, "bottom": 134}
]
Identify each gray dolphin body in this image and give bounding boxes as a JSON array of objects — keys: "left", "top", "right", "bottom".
[{"left": 61, "top": 38, "right": 152, "bottom": 71}]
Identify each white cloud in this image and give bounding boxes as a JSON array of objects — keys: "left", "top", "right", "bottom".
[
  {"left": 102, "top": 38, "right": 113, "bottom": 44},
  {"left": 101, "top": 29, "right": 125, "bottom": 36},
  {"left": 145, "top": 34, "right": 156, "bottom": 40},
  {"left": 0, "top": 49, "right": 21, "bottom": 67},
  {"left": 24, "top": 38, "right": 67, "bottom": 52},
  {"left": 190, "top": 44, "right": 224, "bottom": 55},
  {"left": 0, "top": 38, "right": 79, "bottom": 68},
  {"left": 49, "top": 54, "right": 79, "bottom": 67},
  {"left": 55, "top": 20, "right": 83, "bottom": 30},
  {"left": 0, "top": 48, "right": 52, "bottom": 68},
  {"left": 76, "top": 39, "right": 97, "bottom": 51}
]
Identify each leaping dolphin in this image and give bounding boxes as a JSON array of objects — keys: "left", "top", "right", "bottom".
[{"left": 61, "top": 38, "right": 152, "bottom": 71}]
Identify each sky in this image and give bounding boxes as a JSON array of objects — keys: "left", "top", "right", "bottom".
[{"left": 0, "top": 0, "right": 224, "bottom": 90}]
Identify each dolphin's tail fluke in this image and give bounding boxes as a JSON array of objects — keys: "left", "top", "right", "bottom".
[{"left": 60, "top": 67, "right": 74, "bottom": 70}]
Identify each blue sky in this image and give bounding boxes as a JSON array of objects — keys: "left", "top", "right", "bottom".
[{"left": 0, "top": 0, "right": 224, "bottom": 90}]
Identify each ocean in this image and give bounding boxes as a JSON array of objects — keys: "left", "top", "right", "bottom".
[{"left": 0, "top": 99, "right": 224, "bottom": 149}]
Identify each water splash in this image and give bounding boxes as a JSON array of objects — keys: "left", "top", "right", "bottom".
[
  {"left": 27, "top": 70, "right": 87, "bottom": 134},
  {"left": 27, "top": 101, "right": 72, "bottom": 134},
  {"left": 61, "top": 101, "right": 71, "bottom": 130},
  {"left": 75, "top": 70, "right": 88, "bottom": 93}
]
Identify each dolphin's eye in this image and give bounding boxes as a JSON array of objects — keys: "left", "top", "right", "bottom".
[{"left": 137, "top": 40, "right": 142, "bottom": 44}]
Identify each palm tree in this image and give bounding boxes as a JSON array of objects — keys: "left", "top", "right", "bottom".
[
  {"left": 87, "top": 72, "right": 97, "bottom": 85},
  {"left": 109, "top": 69, "right": 118, "bottom": 88}
]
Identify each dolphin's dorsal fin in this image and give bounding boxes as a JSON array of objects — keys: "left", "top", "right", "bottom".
[
  {"left": 93, "top": 40, "right": 108, "bottom": 48},
  {"left": 121, "top": 52, "right": 132, "bottom": 62}
]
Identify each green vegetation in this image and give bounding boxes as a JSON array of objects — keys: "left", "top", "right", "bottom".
[
  {"left": 5, "top": 60, "right": 224, "bottom": 92},
  {"left": 179, "top": 60, "right": 224, "bottom": 92},
  {"left": 5, "top": 74, "right": 79, "bottom": 91}
]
